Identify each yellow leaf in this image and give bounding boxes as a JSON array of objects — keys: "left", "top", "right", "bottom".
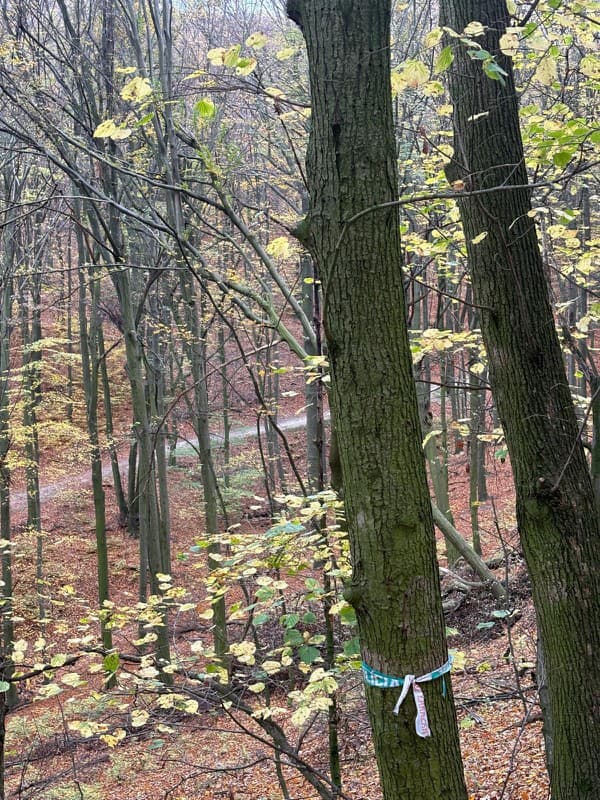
[
  {"left": 291, "top": 706, "right": 312, "bottom": 726},
  {"left": 534, "top": 56, "right": 557, "bottom": 86},
  {"left": 236, "top": 57, "right": 257, "bottom": 76},
  {"left": 580, "top": 55, "right": 600, "bottom": 80},
  {"left": 157, "top": 724, "right": 175, "bottom": 733},
  {"left": 36, "top": 683, "right": 63, "bottom": 699},
  {"left": 120, "top": 76, "right": 153, "bottom": 102},
  {"left": 424, "top": 27, "right": 443, "bottom": 48},
  {"left": 100, "top": 728, "right": 126, "bottom": 748},
  {"left": 131, "top": 709, "right": 150, "bottom": 727},
  {"left": 109, "top": 127, "right": 132, "bottom": 141},
  {"left": 399, "top": 59, "right": 429, "bottom": 89},
  {"left": 262, "top": 660, "right": 282, "bottom": 675},
  {"left": 499, "top": 30, "right": 519, "bottom": 57},
  {"left": 276, "top": 47, "right": 296, "bottom": 61},
  {"left": 266, "top": 236, "right": 292, "bottom": 259},
  {"left": 245, "top": 32, "right": 267, "bottom": 49},
  {"left": 207, "top": 47, "right": 226, "bottom": 65},
  {"left": 61, "top": 672, "right": 87, "bottom": 687},
  {"left": 93, "top": 119, "right": 132, "bottom": 141},
  {"left": 450, "top": 649, "right": 466, "bottom": 672},
  {"left": 391, "top": 71, "right": 404, "bottom": 96},
  {"left": 471, "top": 231, "right": 488, "bottom": 244},
  {"left": 463, "top": 21, "right": 486, "bottom": 37},
  {"left": 264, "top": 86, "right": 284, "bottom": 98},
  {"left": 93, "top": 119, "right": 119, "bottom": 138},
  {"left": 184, "top": 69, "right": 207, "bottom": 81}
]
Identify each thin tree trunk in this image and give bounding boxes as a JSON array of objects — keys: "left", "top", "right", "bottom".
[{"left": 97, "top": 323, "right": 128, "bottom": 526}]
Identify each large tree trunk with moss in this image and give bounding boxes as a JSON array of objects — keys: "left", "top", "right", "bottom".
[
  {"left": 287, "top": 2, "right": 467, "bottom": 798},
  {"left": 440, "top": 2, "right": 600, "bottom": 797}
]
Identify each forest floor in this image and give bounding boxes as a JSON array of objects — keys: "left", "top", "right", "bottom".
[{"left": 3, "top": 407, "right": 550, "bottom": 800}]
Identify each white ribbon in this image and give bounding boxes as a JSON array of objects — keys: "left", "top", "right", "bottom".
[
  {"left": 362, "top": 655, "right": 453, "bottom": 738},
  {"left": 392, "top": 669, "right": 440, "bottom": 738}
]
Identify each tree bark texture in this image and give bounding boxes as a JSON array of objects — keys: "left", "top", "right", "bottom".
[
  {"left": 439, "top": 2, "right": 600, "bottom": 797},
  {"left": 288, "top": 2, "right": 467, "bottom": 798}
]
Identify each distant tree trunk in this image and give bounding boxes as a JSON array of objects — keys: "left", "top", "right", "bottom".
[
  {"left": 440, "top": 1, "right": 600, "bottom": 796},
  {"left": 468, "top": 366, "right": 485, "bottom": 556},
  {"left": 74, "top": 211, "right": 113, "bottom": 656},
  {"left": 97, "top": 323, "right": 128, "bottom": 526},
  {"left": 147, "top": 292, "right": 171, "bottom": 572},
  {"left": 178, "top": 275, "right": 229, "bottom": 665},
  {"left": 19, "top": 264, "right": 44, "bottom": 624},
  {"left": 217, "top": 323, "right": 231, "bottom": 487},
  {"left": 287, "top": 2, "right": 467, "bottom": 798},
  {"left": 301, "top": 194, "right": 326, "bottom": 492},
  {"left": 0, "top": 158, "right": 19, "bottom": 714}
]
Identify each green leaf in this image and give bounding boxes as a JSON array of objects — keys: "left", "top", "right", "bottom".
[
  {"left": 0, "top": 681, "right": 10, "bottom": 692},
  {"left": 305, "top": 577, "right": 322, "bottom": 592},
  {"left": 284, "top": 628, "right": 303, "bottom": 646},
  {"left": 103, "top": 652, "right": 120, "bottom": 673},
  {"left": 476, "top": 621, "right": 495, "bottom": 630},
  {"left": 298, "top": 645, "right": 320, "bottom": 664},
  {"left": 280, "top": 613, "right": 300, "bottom": 629},
  {"left": 267, "top": 521, "right": 305, "bottom": 537},
  {"left": 434, "top": 46, "right": 454, "bottom": 74},
  {"left": 491, "top": 609, "right": 511, "bottom": 619},
  {"left": 302, "top": 611, "right": 317, "bottom": 624},
  {"left": 339, "top": 605, "right": 357, "bottom": 626},
  {"left": 235, "top": 57, "right": 257, "bottom": 76},
  {"left": 343, "top": 636, "right": 361, "bottom": 657},
  {"left": 552, "top": 150, "right": 573, "bottom": 168},
  {"left": 195, "top": 98, "right": 216, "bottom": 120},
  {"left": 135, "top": 112, "right": 155, "bottom": 127},
  {"left": 469, "top": 49, "right": 491, "bottom": 61},
  {"left": 147, "top": 738, "right": 165, "bottom": 750},
  {"left": 253, "top": 613, "right": 269, "bottom": 626},
  {"left": 223, "top": 44, "right": 241, "bottom": 68},
  {"left": 483, "top": 61, "right": 507, "bottom": 85}
]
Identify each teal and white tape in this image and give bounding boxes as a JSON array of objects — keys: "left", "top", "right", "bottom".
[{"left": 362, "top": 654, "right": 453, "bottom": 738}]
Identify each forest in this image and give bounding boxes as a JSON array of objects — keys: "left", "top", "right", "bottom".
[{"left": 0, "top": 0, "right": 598, "bottom": 798}]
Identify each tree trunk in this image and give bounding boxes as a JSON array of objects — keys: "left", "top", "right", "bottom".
[
  {"left": 97, "top": 323, "right": 128, "bottom": 526},
  {"left": 440, "top": 2, "right": 600, "bottom": 796},
  {"left": 287, "top": 2, "right": 467, "bottom": 798},
  {"left": 75, "top": 232, "right": 112, "bottom": 656}
]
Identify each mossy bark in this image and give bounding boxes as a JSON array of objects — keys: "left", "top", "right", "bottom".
[
  {"left": 288, "top": 2, "right": 467, "bottom": 798},
  {"left": 440, "top": 2, "right": 600, "bottom": 797}
]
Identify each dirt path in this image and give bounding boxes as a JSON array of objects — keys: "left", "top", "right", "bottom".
[{"left": 11, "top": 411, "right": 328, "bottom": 514}]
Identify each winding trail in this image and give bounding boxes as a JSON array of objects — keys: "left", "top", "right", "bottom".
[{"left": 10, "top": 412, "right": 327, "bottom": 514}]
